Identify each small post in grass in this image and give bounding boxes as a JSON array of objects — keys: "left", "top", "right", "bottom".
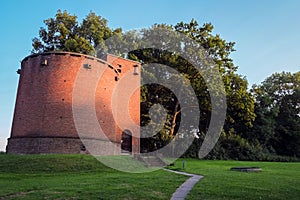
[{"left": 182, "top": 159, "right": 185, "bottom": 169}]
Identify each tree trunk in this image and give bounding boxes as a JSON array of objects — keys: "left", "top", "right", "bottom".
[{"left": 170, "top": 100, "right": 180, "bottom": 136}]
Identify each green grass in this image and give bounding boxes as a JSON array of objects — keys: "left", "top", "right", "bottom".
[
  {"left": 0, "top": 154, "right": 187, "bottom": 200},
  {"left": 1, "top": 155, "right": 299, "bottom": 200},
  {"left": 168, "top": 159, "right": 300, "bottom": 200}
]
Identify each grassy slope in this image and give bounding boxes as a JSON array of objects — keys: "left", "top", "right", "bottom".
[
  {"left": 0, "top": 154, "right": 187, "bottom": 200},
  {"left": 1, "top": 155, "right": 299, "bottom": 200},
  {"left": 169, "top": 159, "right": 300, "bottom": 200}
]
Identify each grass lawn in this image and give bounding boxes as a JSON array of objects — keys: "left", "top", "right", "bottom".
[
  {"left": 0, "top": 154, "right": 187, "bottom": 200},
  {"left": 168, "top": 159, "right": 300, "bottom": 200},
  {"left": 0, "top": 154, "right": 299, "bottom": 199}
]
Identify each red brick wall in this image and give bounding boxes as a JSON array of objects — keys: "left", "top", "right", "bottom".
[
  {"left": 106, "top": 54, "right": 141, "bottom": 153},
  {"left": 7, "top": 52, "right": 140, "bottom": 154}
]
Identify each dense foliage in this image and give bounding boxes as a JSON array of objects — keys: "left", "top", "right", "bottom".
[
  {"left": 32, "top": 10, "right": 122, "bottom": 56},
  {"left": 248, "top": 72, "right": 300, "bottom": 158}
]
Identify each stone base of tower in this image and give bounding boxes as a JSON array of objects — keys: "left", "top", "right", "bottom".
[{"left": 6, "top": 137, "right": 122, "bottom": 155}]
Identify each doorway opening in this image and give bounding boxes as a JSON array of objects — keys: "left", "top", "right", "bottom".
[{"left": 121, "top": 130, "right": 132, "bottom": 153}]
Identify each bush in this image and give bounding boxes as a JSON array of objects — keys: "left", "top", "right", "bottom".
[{"left": 182, "top": 133, "right": 300, "bottom": 162}]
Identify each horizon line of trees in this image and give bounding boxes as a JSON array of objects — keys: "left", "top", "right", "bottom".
[{"left": 32, "top": 10, "right": 300, "bottom": 161}]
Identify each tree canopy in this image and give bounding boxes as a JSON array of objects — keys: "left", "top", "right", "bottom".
[
  {"left": 32, "top": 10, "right": 121, "bottom": 55},
  {"left": 249, "top": 71, "right": 300, "bottom": 157}
]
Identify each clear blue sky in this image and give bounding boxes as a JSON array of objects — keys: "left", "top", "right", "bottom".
[{"left": 0, "top": 0, "right": 299, "bottom": 151}]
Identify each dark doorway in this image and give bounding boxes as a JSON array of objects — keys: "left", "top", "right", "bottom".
[{"left": 121, "top": 130, "right": 132, "bottom": 153}]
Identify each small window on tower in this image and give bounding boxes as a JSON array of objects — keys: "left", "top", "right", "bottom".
[
  {"left": 41, "top": 59, "right": 48, "bottom": 66},
  {"left": 83, "top": 63, "right": 92, "bottom": 69},
  {"left": 133, "top": 65, "right": 139, "bottom": 75}
]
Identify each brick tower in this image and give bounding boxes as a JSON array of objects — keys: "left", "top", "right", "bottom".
[{"left": 6, "top": 52, "right": 140, "bottom": 154}]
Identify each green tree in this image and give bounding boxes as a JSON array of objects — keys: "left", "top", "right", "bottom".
[
  {"left": 274, "top": 89, "right": 300, "bottom": 157},
  {"left": 174, "top": 20, "right": 255, "bottom": 140},
  {"left": 32, "top": 10, "right": 120, "bottom": 55},
  {"left": 250, "top": 71, "right": 300, "bottom": 157},
  {"left": 122, "top": 20, "right": 255, "bottom": 155}
]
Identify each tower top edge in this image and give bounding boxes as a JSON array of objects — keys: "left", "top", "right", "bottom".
[{"left": 22, "top": 51, "right": 141, "bottom": 65}]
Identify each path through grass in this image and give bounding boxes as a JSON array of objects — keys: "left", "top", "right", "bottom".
[{"left": 168, "top": 159, "right": 300, "bottom": 200}]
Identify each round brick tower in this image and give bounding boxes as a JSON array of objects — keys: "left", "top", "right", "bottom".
[{"left": 6, "top": 52, "right": 140, "bottom": 154}]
